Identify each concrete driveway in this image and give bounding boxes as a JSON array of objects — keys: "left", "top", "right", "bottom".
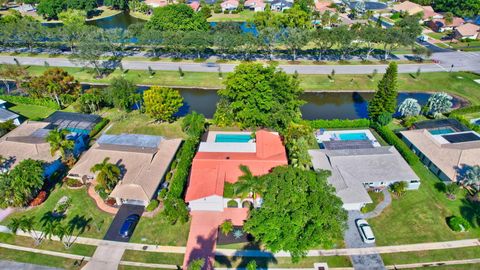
[
  {"left": 103, "top": 204, "right": 144, "bottom": 242},
  {"left": 344, "top": 211, "right": 385, "bottom": 270}
]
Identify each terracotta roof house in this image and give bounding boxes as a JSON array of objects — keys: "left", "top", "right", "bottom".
[
  {"left": 454, "top": 23, "right": 480, "bottom": 40},
  {"left": 183, "top": 130, "right": 287, "bottom": 269},
  {"left": 188, "top": 1, "right": 200, "bottom": 11},
  {"left": 392, "top": 1, "right": 424, "bottom": 15},
  {"left": 421, "top": 5, "right": 442, "bottom": 21},
  {"left": 145, "top": 0, "right": 168, "bottom": 8},
  {"left": 68, "top": 134, "right": 182, "bottom": 206},
  {"left": 0, "top": 121, "right": 61, "bottom": 175},
  {"left": 314, "top": 0, "right": 335, "bottom": 13},
  {"left": 309, "top": 146, "right": 419, "bottom": 211},
  {"left": 244, "top": 0, "right": 266, "bottom": 12},
  {"left": 401, "top": 119, "right": 480, "bottom": 182},
  {"left": 221, "top": 0, "right": 239, "bottom": 11},
  {"left": 428, "top": 17, "right": 465, "bottom": 32}
]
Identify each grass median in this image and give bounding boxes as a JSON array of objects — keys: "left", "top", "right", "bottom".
[{"left": 381, "top": 247, "right": 480, "bottom": 266}]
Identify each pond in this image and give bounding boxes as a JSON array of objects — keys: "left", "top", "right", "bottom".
[{"left": 86, "top": 12, "right": 145, "bottom": 29}]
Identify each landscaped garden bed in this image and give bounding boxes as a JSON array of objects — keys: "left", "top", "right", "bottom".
[{"left": 217, "top": 226, "right": 254, "bottom": 245}]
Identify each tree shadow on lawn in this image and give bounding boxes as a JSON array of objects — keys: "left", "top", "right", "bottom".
[
  {"left": 215, "top": 241, "right": 277, "bottom": 269},
  {"left": 460, "top": 198, "right": 480, "bottom": 228}
]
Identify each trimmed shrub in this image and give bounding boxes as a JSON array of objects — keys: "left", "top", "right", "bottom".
[
  {"left": 146, "top": 199, "right": 159, "bottom": 212},
  {"left": 223, "top": 182, "right": 235, "bottom": 198},
  {"left": 29, "top": 191, "right": 47, "bottom": 207},
  {"left": 0, "top": 95, "right": 60, "bottom": 109},
  {"left": 89, "top": 118, "right": 110, "bottom": 137},
  {"left": 227, "top": 200, "right": 238, "bottom": 208},
  {"left": 373, "top": 125, "right": 420, "bottom": 165},
  {"left": 157, "top": 189, "right": 167, "bottom": 200},
  {"left": 94, "top": 185, "right": 109, "bottom": 200},
  {"left": 306, "top": 118, "right": 371, "bottom": 129},
  {"left": 447, "top": 216, "right": 470, "bottom": 232},
  {"left": 65, "top": 178, "right": 82, "bottom": 187}
]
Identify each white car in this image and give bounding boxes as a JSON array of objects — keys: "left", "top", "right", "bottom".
[{"left": 356, "top": 219, "right": 375, "bottom": 244}]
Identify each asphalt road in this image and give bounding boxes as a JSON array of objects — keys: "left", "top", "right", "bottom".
[
  {"left": 1, "top": 50, "right": 480, "bottom": 75},
  {"left": 103, "top": 204, "right": 144, "bottom": 242}
]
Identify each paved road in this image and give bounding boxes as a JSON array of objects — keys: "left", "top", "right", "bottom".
[
  {"left": 0, "top": 260, "right": 63, "bottom": 270},
  {"left": 1, "top": 51, "right": 480, "bottom": 74},
  {"left": 344, "top": 211, "right": 386, "bottom": 270}
]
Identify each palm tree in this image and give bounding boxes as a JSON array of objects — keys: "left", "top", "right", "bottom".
[
  {"left": 234, "top": 165, "right": 264, "bottom": 206},
  {"left": 46, "top": 129, "right": 74, "bottom": 160},
  {"left": 90, "top": 157, "right": 121, "bottom": 191},
  {"left": 461, "top": 165, "right": 480, "bottom": 195},
  {"left": 8, "top": 216, "right": 45, "bottom": 246}
]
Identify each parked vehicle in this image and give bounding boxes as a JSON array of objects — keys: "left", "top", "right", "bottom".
[
  {"left": 119, "top": 214, "right": 140, "bottom": 238},
  {"left": 356, "top": 219, "right": 375, "bottom": 244},
  {"left": 205, "top": 62, "right": 218, "bottom": 67}
]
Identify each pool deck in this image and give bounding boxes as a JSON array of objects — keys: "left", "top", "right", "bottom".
[
  {"left": 205, "top": 131, "right": 253, "bottom": 142},
  {"left": 315, "top": 129, "right": 381, "bottom": 147}
]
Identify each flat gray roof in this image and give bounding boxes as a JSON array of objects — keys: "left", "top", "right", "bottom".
[{"left": 0, "top": 108, "right": 19, "bottom": 121}]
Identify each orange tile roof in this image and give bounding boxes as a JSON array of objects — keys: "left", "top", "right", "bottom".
[{"left": 185, "top": 130, "right": 288, "bottom": 202}]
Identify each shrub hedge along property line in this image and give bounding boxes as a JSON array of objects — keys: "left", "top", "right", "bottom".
[
  {"left": 305, "top": 119, "right": 371, "bottom": 129},
  {"left": 0, "top": 95, "right": 60, "bottom": 109},
  {"left": 373, "top": 125, "right": 420, "bottom": 165},
  {"left": 88, "top": 118, "right": 110, "bottom": 138}
]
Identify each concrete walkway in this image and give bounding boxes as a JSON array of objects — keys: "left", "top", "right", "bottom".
[
  {"left": 82, "top": 243, "right": 126, "bottom": 270},
  {"left": 361, "top": 189, "right": 392, "bottom": 219}
]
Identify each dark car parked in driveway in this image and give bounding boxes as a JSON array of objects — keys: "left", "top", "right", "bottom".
[{"left": 119, "top": 214, "right": 140, "bottom": 238}]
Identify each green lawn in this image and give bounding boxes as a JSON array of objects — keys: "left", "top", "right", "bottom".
[
  {"left": 103, "top": 110, "right": 187, "bottom": 139},
  {"left": 0, "top": 247, "right": 86, "bottom": 269},
  {"left": 1, "top": 185, "right": 114, "bottom": 239},
  {"left": 381, "top": 247, "right": 480, "bottom": 265},
  {"left": 7, "top": 65, "right": 480, "bottom": 105},
  {"left": 121, "top": 250, "right": 184, "bottom": 265},
  {"left": 129, "top": 212, "right": 190, "bottom": 245},
  {"left": 361, "top": 191, "right": 384, "bottom": 213},
  {"left": 0, "top": 233, "right": 96, "bottom": 256},
  {"left": 463, "top": 112, "right": 480, "bottom": 121},
  {"left": 8, "top": 104, "right": 56, "bottom": 120},
  {"left": 208, "top": 10, "right": 255, "bottom": 22},
  {"left": 408, "top": 265, "right": 480, "bottom": 270},
  {"left": 368, "top": 161, "right": 480, "bottom": 245},
  {"left": 214, "top": 255, "right": 352, "bottom": 268}
]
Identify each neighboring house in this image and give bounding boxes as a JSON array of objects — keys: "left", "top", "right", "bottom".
[
  {"left": 0, "top": 99, "right": 20, "bottom": 126},
  {"left": 145, "top": 0, "right": 168, "bottom": 8},
  {"left": 428, "top": 17, "right": 465, "bottom": 32},
  {"left": 68, "top": 134, "right": 182, "bottom": 206},
  {"left": 221, "top": 0, "right": 239, "bottom": 11},
  {"left": 421, "top": 5, "right": 442, "bottom": 21},
  {"left": 392, "top": 1, "right": 424, "bottom": 15},
  {"left": 188, "top": 1, "right": 201, "bottom": 12},
  {"left": 13, "top": 4, "right": 35, "bottom": 13},
  {"left": 185, "top": 130, "right": 288, "bottom": 211},
  {"left": 244, "top": 0, "right": 266, "bottom": 12},
  {"left": 0, "top": 121, "right": 62, "bottom": 176},
  {"left": 454, "top": 23, "right": 480, "bottom": 40},
  {"left": 270, "top": 0, "right": 293, "bottom": 12},
  {"left": 314, "top": 0, "right": 335, "bottom": 13},
  {"left": 401, "top": 119, "right": 480, "bottom": 182},
  {"left": 309, "top": 146, "right": 419, "bottom": 211}
]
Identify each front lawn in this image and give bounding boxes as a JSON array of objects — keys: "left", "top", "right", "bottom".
[
  {"left": 0, "top": 247, "right": 86, "bottom": 269},
  {"left": 361, "top": 191, "right": 384, "bottom": 213},
  {"left": 1, "top": 185, "right": 114, "bottom": 239},
  {"left": 129, "top": 212, "right": 190, "bottom": 246},
  {"left": 8, "top": 104, "right": 56, "bottom": 120},
  {"left": 121, "top": 250, "right": 184, "bottom": 265},
  {"left": 102, "top": 110, "right": 187, "bottom": 139},
  {"left": 214, "top": 255, "right": 352, "bottom": 268}
]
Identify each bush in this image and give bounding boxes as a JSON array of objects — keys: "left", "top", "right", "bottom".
[
  {"left": 373, "top": 125, "right": 420, "bottom": 165},
  {"left": 89, "top": 118, "right": 110, "bottom": 138},
  {"left": 65, "top": 178, "right": 82, "bottom": 187},
  {"left": 29, "top": 191, "right": 47, "bottom": 207},
  {"left": 447, "top": 216, "right": 470, "bottom": 232},
  {"left": 306, "top": 118, "right": 371, "bottom": 129},
  {"left": 227, "top": 200, "right": 238, "bottom": 208},
  {"left": 223, "top": 182, "right": 235, "bottom": 198},
  {"left": 146, "top": 199, "right": 159, "bottom": 212},
  {"left": 95, "top": 185, "right": 109, "bottom": 200},
  {"left": 0, "top": 95, "right": 60, "bottom": 109},
  {"left": 402, "top": 116, "right": 418, "bottom": 128},
  {"left": 377, "top": 112, "right": 392, "bottom": 126},
  {"left": 157, "top": 189, "right": 167, "bottom": 200}
]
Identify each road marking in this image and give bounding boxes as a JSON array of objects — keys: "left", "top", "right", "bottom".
[{"left": 435, "top": 63, "right": 448, "bottom": 72}]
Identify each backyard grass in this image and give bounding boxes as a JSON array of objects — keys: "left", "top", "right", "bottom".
[
  {"left": 381, "top": 246, "right": 480, "bottom": 265},
  {"left": 0, "top": 233, "right": 96, "bottom": 257},
  {"left": 208, "top": 10, "right": 255, "bottom": 22},
  {"left": 129, "top": 212, "right": 190, "bottom": 245},
  {"left": 463, "top": 112, "right": 480, "bottom": 121},
  {"left": 214, "top": 255, "right": 352, "bottom": 268},
  {"left": 4, "top": 65, "right": 480, "bottom": 104},
  {"left": 121, "top": 250, "right": 184, "bottom": 265},
  {"left": 1, "top": 185, "right": 114, "bottom": 239},
  {"left": 7, "top": 103, "right": 56, "bottom": 120},
  {"left": 102, "top": 110, "right": 187, "bottom": 139},
  {"left": 0, "top": 247, "right": 86, "bottom": 269},
  {"left": 368, "top": 160, "right": 480, "bottom": 245},
  {"left": 361, "top": 191, "right": 384, "bottom": 213}
]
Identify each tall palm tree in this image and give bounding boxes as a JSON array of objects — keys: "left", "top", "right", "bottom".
[
  {"left": 46, "top": 129, "right": 74, "bottom": 159},
  {"left": 461, "top": 165, "right": 480, "bottom": 195},
  {"left": 90, "top": 157, "right": 121, "bottom": 191},
  {"left": 8, "top": 216, "right": 45, "bottom": 246},
  {"left": 234, "top": 165, "right": 264, "bottom": 206}
]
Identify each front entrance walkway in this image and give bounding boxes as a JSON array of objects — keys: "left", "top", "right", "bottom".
[
  {"left": 82, "top": 242, "right": 126, "bottom": 270},
  {"left": 361, "top": 189, "right": 391, "bottom": 219},
  {"left": 183, "top": 208, "right": 248, "bottom": 270}
]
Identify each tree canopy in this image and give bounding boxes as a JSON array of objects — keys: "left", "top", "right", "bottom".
[
  {"left": 26, "top": 68, "right": 80, "bottom": 107},
  {"left": 368, "top": 62, "right": 398, "bottom": 122},
  {"left": 244, "top": 166, "right": 347, "bottom": 261},
  {"left": 145, "top": 4, "right": 209, "bottom": 32},
  {"left": 104, "top": 77, "right": 141, "bottom": 111},
  {"left": 214, "top": 63, "right": 304, "bottom": 130},
  {"left": 143, "top": 86, "right": 184, "bottom": 122},
  {"left": 432, "top": 0, "right": 480, "bottom": 18}
]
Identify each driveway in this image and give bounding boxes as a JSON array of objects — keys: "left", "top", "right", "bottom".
[
  {"left": 344, "top": 211, "right": 386, "bottom": 270},
  {"left": 103, "top": 204, "right": 144, "bottom": 242}
]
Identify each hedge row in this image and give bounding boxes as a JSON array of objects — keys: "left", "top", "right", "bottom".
[
  {"left": 305, "top": 118, "right": 371, "bottom": 129},
  {"left": 0, "top": 95, "right": 60, "bottom": 109},
  {"left": 89, "top": 118, "right": 110, "bottom": 138},
  {"left": 373, "top": 125, "right": 420, "bottom": 165},
  {"left": 450, "top": 105, "right": 480, "bottom": 116}
]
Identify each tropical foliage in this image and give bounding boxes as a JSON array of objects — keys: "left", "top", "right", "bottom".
[
  {"left": 143, "top": 86, "right": 184, "bottom": 122},
  {"left": 104, "top": 77, "right": 142, "bottom": 111},
  {"left": 90, "top": 157, "right": 121, "bottom": 191},
  {"left": 460, "top": 165, "right": 480, "bottom": 195},
  {"left": 220, "top": 220, "right": 234, "bottom": 236},
  {"left": 244, "top": 166, "right": 347, "bottom": 262},
  {"left": 389, "top": 181, "right": 408, "bottom": 197},
  {"left": 46, "top": 129, "right": 74, "bottom": 160},
  {"left": 283, "top": 122, "right": 315, "bottom": 170}
]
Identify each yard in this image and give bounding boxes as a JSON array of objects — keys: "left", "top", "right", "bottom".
[
  {"left": 381, "top": 246, "right": 480, "bottom": 266},
  {"left": 0, "top": 247, "right": 86, "bottom": 269},
  {"left": 129, "top": 212, "right": 190, "bottom": 246},
  {"left": 7, "top": 103, "right": 56, "bottom": 120},
  {"left": 1, "top": 185, "right": 114, "bottom": 239},
  {"left": 121, "top": 250, "right": 184, "bottom": 265},
  {"left": 361, "top": 191, "right": 384, "bottom": 213},
  {"left": 208, "top": 10, "right": 255, "bottom": 22},
  {"left": 214, "top": 255, "right": 352, "bottom": 268}
]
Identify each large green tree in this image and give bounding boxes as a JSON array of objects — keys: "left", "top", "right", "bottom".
[
  {"left": 145, "top": 4, "right": 209, "bottom": 32},
  {"left": 143, "top": 86, "right": 184, "bottom": 122},
  {"left": 368, "top": 62, "right": 398, "bottom": 121},
  {"left": 27, "top": 68, "right": 80, "bottom": 107},
  {"left": 37, "top": 0, "right": 66, "bottom": 20},
  {"left": 214, "top": 63, "right": 304, "bottom": 130},
  {"left": 104, "top": 0, "right": 129, "bottom": 10},
  {"left": 244, "top": 166, "right": 347, "bottom": 261},
  {"left": 104, "top": 77, "right": 141, "bottom": 111},
  {"left": 432, "top": 0, "right": 480, "bottom": 18}
]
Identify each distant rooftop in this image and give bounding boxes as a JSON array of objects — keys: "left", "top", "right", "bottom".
[
  {"left": 0, "top": 108, "right": 19, "bottom": 121},
  {"left": 98, "top": 134, "right": 163, "bottom": 149}
]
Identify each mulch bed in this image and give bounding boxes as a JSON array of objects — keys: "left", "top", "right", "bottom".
[{"left": 217, "top": 226, "right": 254, "bottom": 245}]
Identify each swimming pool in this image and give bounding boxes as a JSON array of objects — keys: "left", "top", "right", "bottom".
[
  {"left": 339, "top": 132, "right": 369, "bottom": 141},
  {"left": 215, "top": 134, "right": 252, "bottom": 143},
  {"left": 429, "top": 128, "right": 455, "bottom": 135}
]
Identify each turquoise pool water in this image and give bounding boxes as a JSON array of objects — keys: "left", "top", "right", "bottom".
[
  {"left": 429, "top": 128, "right": 455, "bottom": 135},
  {"left": 339, "top": 132, "right": 369, "bottom": 141},
  {"left": 215, "top": 134, "right": 252, "bottom": 143},
  {"left": 66, "top": 127, "right": 90, "bottom": 135}
]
